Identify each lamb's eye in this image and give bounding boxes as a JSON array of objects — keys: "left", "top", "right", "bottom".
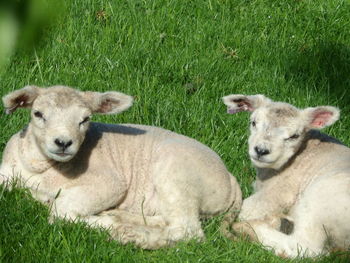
[
  {"left": 250, "top": 121, "right": 256, "bottom": 127},
  {"left": 79, "top": 116, "right": 90, "bottom": 125},
  {"left": 34, "top": 111, "right": 44, "bottom": 119},
  {"left": 288, "top": 134, "right": 300, "bottom": 140}
]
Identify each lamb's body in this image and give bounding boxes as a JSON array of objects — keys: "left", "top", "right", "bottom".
[
  {"left": 240, "top": 131, "right": 350, "bottom": 256},
  {"left": 0, "top": 86, "right": 242, "bottom": 249},
  {"left": 1, "top": 123, "right": 237, "bottom": 218},
  {"left": 223, "top": 94, "right": 350, "bottom": 257}
]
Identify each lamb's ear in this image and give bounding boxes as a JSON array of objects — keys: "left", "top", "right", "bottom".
[
  {"left": 84, "top": 91, "right": 133, "bottom": 114},
  {"left": 2, "top": 85, "right": 41, "bottom": 114},
  {"left": 302, "top": 106, "right": 340, "bottom": 129},
  {"left": 222, "top": 94, "right": 271, "bottom": 114}
]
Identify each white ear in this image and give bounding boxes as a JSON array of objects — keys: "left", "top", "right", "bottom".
[
  {"left": 2, "top": 85, "right": 41, "bottom": 114},
  {"left": 222, "top": 94, "right": 271, "bottom": 114},
  {"left": 84, "top": 91, "right": 133, "bottom": 114},
  {"left": 303, "top": 106, "right": 340, "bottom": 129}
]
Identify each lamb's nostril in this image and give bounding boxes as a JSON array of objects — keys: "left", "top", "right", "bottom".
[
  {"left": 55, "top": 138, "right": 64, "bottom": 148},
  {"left": 55, "top": 138, "right": 73, "bottom": 150},
  {"left": 65, "top": 140, "right": 73, "bottom": 148},
  {"left": 254, "top": 146, "right": 270, "bottom": 157}
]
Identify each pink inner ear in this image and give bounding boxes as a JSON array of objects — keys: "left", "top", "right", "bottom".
[
  {"left": 99, "top": 99, "right": 112, "bottom": 113},
  {"left": 5, "top": 94, "right": 30, "bottom": 114},
  {"left": 97, "top": 98, "right": 121, "bottom": 113},
  {"left": 311, "top": 111, "right": 333, "bottom": 128},
  {"left": 226, "top": 99, "right": 252, "bottom": 114}
]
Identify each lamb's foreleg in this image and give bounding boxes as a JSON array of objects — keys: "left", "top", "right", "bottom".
[
  {"left": 83, "top": 210, "right": 203, "bottom": 249},
  {"left": 49, "top": 185, "right": 124, "bottom": 221},
  {"left": 231, "top": 214, "right": 294, "bottom": 241},
  {"left": 239, "top": 184, "right": 296, "bottom": 221},
  {"left": 251, "top": 222, "right": 324, "bottom": 258}
]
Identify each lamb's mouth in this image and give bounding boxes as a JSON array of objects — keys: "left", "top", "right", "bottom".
[
  {"left": 250, "top": 156, "right": 274, "bottom": 164},
  {"left": 48, "top": 151, "right": 75, "bottom": 162},
  {"left": 50, "top": 151, "right": 73, "bottom": 158},
  {"left": 55, "top": 152, "right": 72, "bottom": 157}
]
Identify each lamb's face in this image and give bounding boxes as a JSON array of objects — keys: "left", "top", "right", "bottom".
[
  {"left": 223, "top": 94, "right": 340, "bottom": 171},
  {"left": 3, "top": 85, "right": 133, "bottom": 163},
  {"left": 30, "top": 90, "right": 92, "bottom": 162},
  {"left": 248, "top": 104, "right": 306, "bottom": 170}
]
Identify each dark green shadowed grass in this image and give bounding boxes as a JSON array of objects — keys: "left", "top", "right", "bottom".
[{"left": 1, "top": 0, "right": 350, "bottom": 262}]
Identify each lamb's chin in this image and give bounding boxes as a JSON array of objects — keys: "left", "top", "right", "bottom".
[{"left": 250, "top": 158, "right": 282, "bottom": 170}]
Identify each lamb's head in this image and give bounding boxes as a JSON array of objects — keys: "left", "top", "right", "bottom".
[
  {"left": 223, "top": 94, "right": 339, "bottom": 170},
  {"left": 3, "top": 85, "right": 133, "bottom": 162}
]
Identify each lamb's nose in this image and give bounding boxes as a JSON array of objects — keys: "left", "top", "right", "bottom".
[
  {"left": 254, "top": 146, "right": 270, "bottom": 157},
  {"left": 54, "top": 138, "right": 73, "bottom": 150}
]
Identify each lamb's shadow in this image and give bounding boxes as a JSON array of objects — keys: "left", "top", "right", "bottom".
[
  {"left": 285, "top": 41, "right": 350, "bottom": 107},
  {"left": 55, "top": 123, "right": 147, "bottom": 177}
]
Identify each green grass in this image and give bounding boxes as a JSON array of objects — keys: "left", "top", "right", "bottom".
[{"left": 1, "top": 0, "right": 350, "bottom": 262}]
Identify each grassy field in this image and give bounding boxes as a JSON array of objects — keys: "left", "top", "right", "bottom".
[{"left": 1, "top": 0, "right": 350, "bottom": 262}]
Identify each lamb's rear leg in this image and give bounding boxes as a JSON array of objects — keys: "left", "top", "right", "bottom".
[
  {"left": 252, "top": 223, "right": 325, "bottom": 258},
  {"left": 232, "top": 213, "right": 324, "bottom": 258},
  {"left": 48, "top": 188, "right": 170, "bottom": 249},
  {"left": 51, "top": 186, "right": 203, "bottom": 249},
  {"left": 161, "top": 211, "right": 204, "bottom": 244},
  {"left": 155, "top": 179, "right": 205, "bottom": 245},
  {"left": 83, "top": 213, "right": 170, "bottom": 249},
  {"left": 85, "top": 213, "right": 203, "bottom": 249},
  {"left": 105, "top": 206, "right": 204, "bottom": 249},
  {"left": 81, "top": 208, "right": 203, "bottom": 249},
  {"left": 82, "top": 209, "right": 166, "bottom": 229}
]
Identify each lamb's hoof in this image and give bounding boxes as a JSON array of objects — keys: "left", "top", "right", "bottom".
[{"left": 232, "top": 222, "right": 259, "bottom": 242}]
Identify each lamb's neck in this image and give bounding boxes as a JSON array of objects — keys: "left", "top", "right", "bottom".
[
  {"left": 255, "top": 167, "right": 279, "bottom": 181},
  {"left": 19, "top": 124, "right": 55, "bottom": 173}
]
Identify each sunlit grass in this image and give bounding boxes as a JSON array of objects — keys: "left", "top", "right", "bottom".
[{"left": 1, "top": 0, "right": 350, "bottom": 262}]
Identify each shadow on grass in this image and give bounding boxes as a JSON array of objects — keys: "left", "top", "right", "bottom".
[{"left": 285, "top": 41, "right": 350, "bottom": 107}]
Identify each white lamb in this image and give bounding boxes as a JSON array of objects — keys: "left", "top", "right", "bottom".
[
  {"left": 0, "top": 85, "right": 242, "bottom": 249},
  {"left": 222, "top": 94, "right": 350, "bottom": 258}
]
